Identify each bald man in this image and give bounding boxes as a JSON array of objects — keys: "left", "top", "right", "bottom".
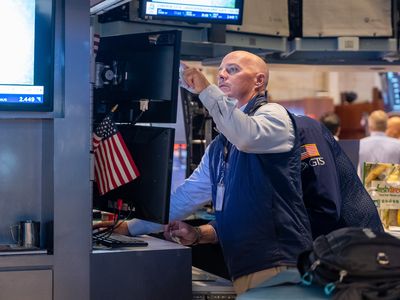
[{"left": 163, "top": 51, "right": 312, "bottom": 293}]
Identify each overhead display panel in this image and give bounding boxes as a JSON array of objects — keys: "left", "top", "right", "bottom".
[
  {"left": 303, "top": 0, "right": 393, "bottom": 37},
  {"left": 140, "top": 0, "right": 244, "bottom": 25}
]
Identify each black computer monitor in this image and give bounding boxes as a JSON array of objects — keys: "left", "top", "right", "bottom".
[
  {"left": 0, "top": 0, "right": 54, "bottom": 111},
  {"left": 93, "top": 125, "right": 175, "bottom": 224},
  {"left": 93, "top": 30, "right": 181, "bottom": 124},
  {"left": 139, "top": 0, "right": 244, "bottom": 25}
]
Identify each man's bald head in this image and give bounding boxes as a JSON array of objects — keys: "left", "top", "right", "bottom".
[
  {"left": 386, "top": 116, "right": 400, "bottom": 138},
  {"left": 368, "top": 110, "right": 388, "bottom": 132},
  {"left": 222, "top": 51, "right": 269, "bottom": 88},
  {"left": 218, "top": 51, "right": 269, "bottom": 105}
]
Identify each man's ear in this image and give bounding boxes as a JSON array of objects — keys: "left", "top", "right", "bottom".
[{"left": 255, "top": 73, "right": 266, "bottom": 88}]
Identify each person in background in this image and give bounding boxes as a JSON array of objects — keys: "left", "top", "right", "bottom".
[
  {"left": 359, "top": 110, "right": 400, "bottom": 176},
  {"left": 386, "top": 116, "right": 400, "bottom": 139},
  {"left": 319, "top": 112, "right": 341, "bottom": 141}
]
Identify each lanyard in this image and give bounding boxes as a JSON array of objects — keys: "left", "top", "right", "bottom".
[
  {"left": 219, "top": 138, "right": 231, "bottom": 183},
  {"left": 215, "top": 138, "right": 231, "bottom": 211}
]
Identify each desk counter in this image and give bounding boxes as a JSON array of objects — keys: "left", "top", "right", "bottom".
[{"left": 91, "top": 235, "right": 191, "bottom": 300}]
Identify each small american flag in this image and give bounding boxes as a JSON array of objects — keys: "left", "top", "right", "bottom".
[
  {"left": 93, "top": 113, "right": 140, "bottom": 195},
  {"left": 301, "top": 144, "right": 320, "bottom": 161},
  {"left": 93, "top": 33, "right": 100, "bottom": 55}
]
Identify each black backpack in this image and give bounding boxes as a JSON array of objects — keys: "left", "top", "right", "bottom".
[{"left": 297, "top": 227, "right": 400, "bottom": 300}]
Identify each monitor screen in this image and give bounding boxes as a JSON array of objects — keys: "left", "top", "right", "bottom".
[
  {"left": 94, "top": 30, "right": 181, "bottom": 123},
  {"left": 0, "top": 0, "right": 54, "bottom": 111},
  {"left": 93, "top": 125, "right": 175, "bottom": 224},
  {"left": 380, "top": 72, "right": 400, "bottom": 112},
  {"left": 139, "top": 0, "right": 244, "bottom": 25}
]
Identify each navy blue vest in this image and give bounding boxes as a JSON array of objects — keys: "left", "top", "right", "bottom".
[
  {"left": 208, "top": 95, "right": 312, "bottom": 280},
  {"left": 295, "top": 115, "right": 383, "bottom": 236}
]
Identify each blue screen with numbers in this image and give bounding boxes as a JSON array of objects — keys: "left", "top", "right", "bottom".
[
  {"left": 140, "top": 0, "right": 243, "bottom": 25},
  {"left": 0, "top": 0, "right": 53, "bottom": 111}
]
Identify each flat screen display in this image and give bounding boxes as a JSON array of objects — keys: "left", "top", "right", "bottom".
[
  {"left": 381, "top": 72, "right": 400, "bottom": 112},
  {"left": 0, "top": 0, "right": 53, "bottom": 111},
  {"left": 140, "top": 0, "right": 243, "bottom": 25}
]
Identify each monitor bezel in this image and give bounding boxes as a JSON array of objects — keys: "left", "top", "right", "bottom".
[
  {"left": 0, "top": 0, "right": 54, "bottom": 112},
  {"left": 139, "top": 0, "right": 244, "bottom": 25}
]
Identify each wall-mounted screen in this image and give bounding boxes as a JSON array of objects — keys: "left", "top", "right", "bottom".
[
  {"left": 0, "top": 0, "right": 54, "bottom": 111},
  {"left": 380, "top": 72, "right": 400, "bottom": 112},
  {"left": 140, "top": 0, "right": 244, "bottom": 25}
]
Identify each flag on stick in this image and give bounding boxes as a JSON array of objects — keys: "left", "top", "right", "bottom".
[
  {"left": 93, "top": 111, "right": 140, "bottom": 195},
  {"left": 93, "top": 33, "right": 100, "bottom": 55}
]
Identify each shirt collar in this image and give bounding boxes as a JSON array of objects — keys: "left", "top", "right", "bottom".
[
  {"left": 369, "top": 131, "right": 386, "bottom": 137},
  {"left": 238, "top": 103, "right": 247, "bottom": 112}
]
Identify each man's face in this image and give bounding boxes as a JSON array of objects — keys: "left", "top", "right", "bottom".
[{"left": 217, "top": 52, "right": 259, "bottom": 103}]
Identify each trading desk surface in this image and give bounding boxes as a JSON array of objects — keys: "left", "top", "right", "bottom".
[
  {"left": 91, "top": 235, "right": 191, "bottom": 300},
  {"left": 92, "top": 234, "right": 188, "bottom": 252}
]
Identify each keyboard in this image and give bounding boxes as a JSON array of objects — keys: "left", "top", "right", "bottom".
[{"left": 93, "top": 233, "right": 148, "bottom": 248}]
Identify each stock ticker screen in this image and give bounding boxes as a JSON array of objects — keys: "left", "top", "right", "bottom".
[{"left": 0, "top": 0, "right": 49, "bottom": 110}]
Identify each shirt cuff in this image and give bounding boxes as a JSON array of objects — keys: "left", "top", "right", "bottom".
[{"left": 127, "top": 218, "right": 163, "bottom": 236}]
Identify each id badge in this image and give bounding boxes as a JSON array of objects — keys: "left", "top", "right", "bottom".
[{"left": 216, "top": 183, "right": 225, "bottom": 211}]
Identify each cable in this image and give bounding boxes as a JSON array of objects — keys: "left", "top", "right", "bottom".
[
  {"left": 130, "top": 110, "right": 144, "bottom": 126},
  {"left": 92, "top": 205, "right": 134, "bottom": 240}
]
